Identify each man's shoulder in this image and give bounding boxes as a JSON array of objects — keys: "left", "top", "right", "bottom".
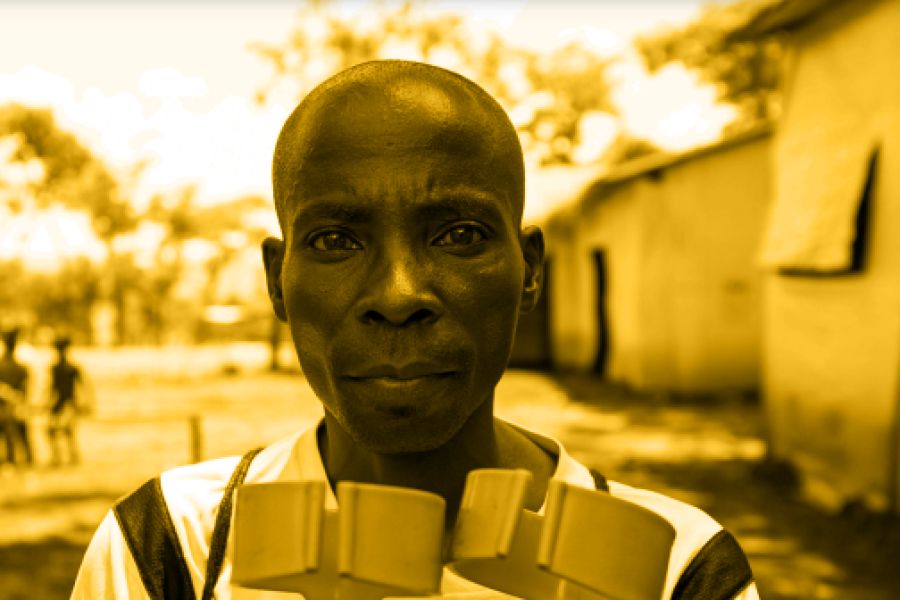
[
  {"left": 606, "top": 480, "right": 755, "bottom": 599},
  {"left": 110, "top": 454, "right": 248, "bottom": 546},
  {"left": 148, "top": 429, "right": 307, "bottom": 518},
  {"left": 108, "top": 430, "right": 308, "bottom": 582},
  {"left": 607, "top": 480, "right": 722, "bottom": 542},
  {"left": 156, "top": 455, "right": 246, "bottom": 515},
  {"left": 106, "top": 447, "right": 277, "bottom": 600}
]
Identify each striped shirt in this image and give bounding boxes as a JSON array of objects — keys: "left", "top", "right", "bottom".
[{"left": 71, "top": 418, "right": 758, "bottom": 600}]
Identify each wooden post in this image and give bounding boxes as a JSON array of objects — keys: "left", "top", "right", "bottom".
[{"left": 189, "top": 414, "right": 203, "bottom": 464}]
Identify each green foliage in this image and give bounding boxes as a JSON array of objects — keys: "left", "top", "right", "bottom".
[
  {"left": 528, "top": 42, "right": 615, "bottom": 117},
  {"left": 514, "top": 41, "right": 616, "bottom": 163},
  {"left": 0, "top": 108, "right": 89, "bottom": 192},
  {"left": 634, "top": 0, "right": 783, "bottom": 128},
  {"left": 0, "top": 260, "right": 28, "bottom": 313},
  {"left": 0, "top": 103, "right": 137, "bottom": 241},
  {"left": 118, "top": 187, "right": 276, "bottom": 343},
  {"left": 0, "top": 257, "right": 100, "bottom": 342},
  {"left": 147, "top": 186, "right": 271, "bottom": 246},
  {"left": 251, "top": 0, "right": 614, "bottom": 164},
  {"left": 252, "top": 3, "right": 496, "bottom": 101},
  {"left": 0, "top": 103, "right": 271, "bottom": 346}
]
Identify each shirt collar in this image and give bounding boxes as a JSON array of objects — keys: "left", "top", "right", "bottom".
[{"left": 283, "top": 416, "right": 595, "bottom": 511}]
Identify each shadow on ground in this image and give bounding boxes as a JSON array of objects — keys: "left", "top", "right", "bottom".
[
  {"left": 1, "top": 536, "right": 90, "bottom": 600},
  {"left": 0, "top": 490, "right": 120, "bottom": 600},
  {"left": 551, "top": 372, "right": 900, "bottom": 600},
  {"left": 619, "top": 459, "right": 900, "bottom": 599}
]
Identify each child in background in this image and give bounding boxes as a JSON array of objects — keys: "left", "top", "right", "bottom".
[{"left": 46, "top": 335, "right": 93, "bottom": 467}]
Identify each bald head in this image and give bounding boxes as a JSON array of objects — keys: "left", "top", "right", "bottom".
[{"left": 272, "top": 60, "right": 525, "bottom": 230}]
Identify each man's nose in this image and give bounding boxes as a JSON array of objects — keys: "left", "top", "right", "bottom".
[{"left": 357, "top": 252, "right": 443, "bottom": 327}]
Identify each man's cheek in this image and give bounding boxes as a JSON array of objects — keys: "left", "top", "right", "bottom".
[
  {"left": 284, "top": 277, "right": 351, "bottom": 339},
  {"left": 288, "top": 322, "right": 337, "bottom": 401},
  {"left": 288, "top": 322, "right": 323, "bottom": 368},
  {"left": 463, "top": 266, "right": 522, "bottom": 316},
  {"left": 462, "top": 277, "right": 521, "bottom": 352}
]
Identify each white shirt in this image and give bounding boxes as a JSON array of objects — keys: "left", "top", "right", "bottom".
[{"left": 71, "top": 418, "right": 759, "bottom": 599}]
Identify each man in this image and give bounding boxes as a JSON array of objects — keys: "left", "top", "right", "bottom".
[
  {"left": 0, "top": 327, "right": 32, "bottom": 466},
  {"left": 72, "top": 61, "right": 758, "bottom": 599}
]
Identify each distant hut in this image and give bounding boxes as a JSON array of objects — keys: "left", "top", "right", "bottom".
[
  {"left": 509, "top": 166, "right": 602, "bottom": 369},
  {"left": 731, "top": 0, "right": 900, "bottom": 512},
  {"left": 534, "top": 125, "right": 772, "bottom": 395}
]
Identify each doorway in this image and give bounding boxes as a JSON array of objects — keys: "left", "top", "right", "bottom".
[
  {"left": 508, "top": 259, "right": 553, "bottom": 369},
  {"left": 593, "top": 250, "right": 610, "bottom": 376}
]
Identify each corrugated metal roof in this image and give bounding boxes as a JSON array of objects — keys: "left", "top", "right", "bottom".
[{"left": 729, "top": 0, "right": 840, "bottom": 40}]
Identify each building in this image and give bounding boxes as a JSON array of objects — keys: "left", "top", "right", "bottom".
[
  {"left": 732, "top": 0, "right": 900, "bottom": 513},
  {"left": 508, "top": 165, "right": 602, "bottom": 369},
  {"left": 523, "top": 125, "right": 772, "bottom": 394}
]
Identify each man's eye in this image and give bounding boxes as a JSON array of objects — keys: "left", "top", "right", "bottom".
[
  {"left": 310, "top": 232, "right": 361, "bottom": 251},
  {"left": 435, "top": 226, "right": 486, "bottom": 247}
]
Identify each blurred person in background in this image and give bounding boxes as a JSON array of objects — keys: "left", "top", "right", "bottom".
[
  {"left": 46, "top": 334, "right": 93, "bottom": 467},
  {"left": 71, "top": 61, "right": 758, "bottom": 599},
  {"left": 0, "top": 327, "right": 33, "bottom": 467}
]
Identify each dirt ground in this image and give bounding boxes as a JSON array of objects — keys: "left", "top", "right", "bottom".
[
  {"left": 551, "top": 374, "right": 900, "bottom": 600},
  {"left": 2, "top": 348, "right": 900, "bottom": 599}
]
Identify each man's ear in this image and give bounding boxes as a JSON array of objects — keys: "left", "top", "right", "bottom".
[
  {"left": 519, "top": 226, "right": 545, "bottom": 314},
  {"left": 261, "top": 237, "right": 288, "bottom": 322}
]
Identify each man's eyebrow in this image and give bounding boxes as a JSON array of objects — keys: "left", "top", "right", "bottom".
[
  {"left": 415, "top": 192, "right": 506, "bottom": 221},
  {"left": 290, "top": 191, "right": 506, "bottom": 226},
  {"left": 292, "top": 201, "right": 373, "bottom": 225}
]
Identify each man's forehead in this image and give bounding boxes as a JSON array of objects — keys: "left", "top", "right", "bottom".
[
  {"left": 273, "top": 61, "right": 526, "bottom": 228},
  {"left": 289, "top": 76, "right": 502, "bottom": 165}
]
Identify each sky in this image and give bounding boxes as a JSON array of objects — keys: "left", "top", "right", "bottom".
[{"left": 0, "top": 0, "right": 738, "bottom": 263}]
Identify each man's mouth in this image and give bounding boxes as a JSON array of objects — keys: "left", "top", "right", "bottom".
[
  {"left": 347, "top": 374, "right": 452, "bottom": 396},
  {"left": 344, "top": 362, "right": 456, "bottom": 402},
  {"left": 347, "top": 362, "right": 455, "bottom": 381}
]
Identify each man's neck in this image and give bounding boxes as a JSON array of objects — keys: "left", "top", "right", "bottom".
[{"left": 317, "top": 399, "right": 557, "bottom": 530}]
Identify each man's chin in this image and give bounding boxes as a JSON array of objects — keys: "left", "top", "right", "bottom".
[{"left": 341, "top": 409, "right": 466, "bottom": 455}]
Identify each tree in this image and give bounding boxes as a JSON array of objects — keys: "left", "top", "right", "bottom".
[
  {"left": 0, "top": 104, "right": 137, "bottom": 241},
  {"left": 32, "top": 258, "right": 101, "bottom": 340},
  {"left": 634, "top": 0, "right": 784, "bottom": 131},
  {"left": 137, "top": 187, "right": 275, "bottom": 344},
  {"left": 0, "top": 104, "right": 142, "bottom": 344},
  {"left": 251, "top": 0, "right": 616, "bottom": 165},
  {"left": 145, "top": 187, "right": 271, "bottom": 262},
  {"left": 252, "top": 2, "right": 500, "bottom": 103},
  {"left": 0, "top": 258, "right": 100, "bottom": 343}
]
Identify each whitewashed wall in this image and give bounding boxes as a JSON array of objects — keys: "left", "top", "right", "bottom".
[
  {"left": 544, "top": 131, "right": 771, "bottom": 394},
  {"left": 762, "top": 0, "right": 900, "bottom": 513}
]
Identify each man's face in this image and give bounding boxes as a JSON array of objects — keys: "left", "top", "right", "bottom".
[{"left": 267, "top": 82, "right": 539, "bottom": 454}]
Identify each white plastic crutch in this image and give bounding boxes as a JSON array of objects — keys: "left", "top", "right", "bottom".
[
  {"left": 448, "top": 469, "right": 676, "bottom": 600},
  {"left": 232, "top": 480, "right": 446, "bottom": 599}
]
